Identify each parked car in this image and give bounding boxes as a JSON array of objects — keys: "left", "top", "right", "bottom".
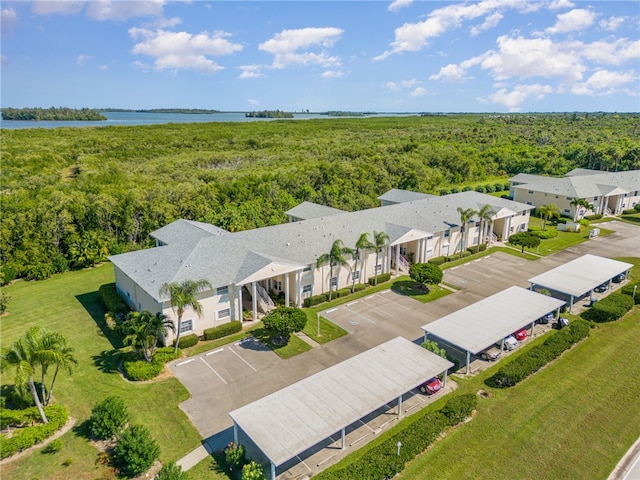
[
  {"left": 538, "top": 313, "right": 554, "bottom": 325},
  {"left": 594, "top": 283, "right": 607, "bottom": 293},
  {"left": 481, "top": 346, "right": 502, "bottom": 361},
  {"left": 556, "top": 317, "right": 570, "bottom": 329},
  {"left": 612, "top": 274, "right": 625, "bottom": 283},
  {"left": 502, "top": 335, "right": 518, "bottom": 350},
  {"left": 514, "top": 328, "right": 528, "bottom": 341},
  {"left": 419, "top": 377, "right": 442, "bottom": 395}
]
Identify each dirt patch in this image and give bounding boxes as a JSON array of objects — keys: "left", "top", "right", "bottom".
[{"left": 477, "top": 389, "right": 492, "bottom": 399}]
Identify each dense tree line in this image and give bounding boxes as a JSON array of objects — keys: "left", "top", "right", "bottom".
[
  {"left": 1, "top": 114, "right": 638, "bottom": 283},
  {"left": 1, "top": 107, "right": 106, "bottom": 121},
  {"left": 245, "top": 110, "right": 294, "bottom": 118}
]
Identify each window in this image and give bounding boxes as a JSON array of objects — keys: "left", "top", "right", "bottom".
[
  {"left": 475, "top": 221, "right": 481, "bottom": 227},
  {"left": 544, "top": 193, "right": 547, "bottom": 197},
  {"left": 555, "top": 195, "right": 559, "bottom": 199},
  {"left": 216, "top": 286, "right": 228, "bottom": 295},
  {"left": 273, "top": 280, "right": 282, "bottom": 291},
  {"left": 352, "top": 270, "right": 360, "bottom": 281},
  {"left": 330, "top": 277, "right": 338, "bottom": 288},
  {"left": 218, "top": 308, "right": 230, "bottom": 319},
  {"left": 472, "top": 236, "right": 479, "bottom": 244},
  {"left": 564, "top": 209, "right": 570, "bottom": 213},
  {"left": 180, "top": 319, "right": 193, "bottom": 333},
  {"left": 528, "top": 190, "right": 534, "bottom": 194},
  {"left": 374, "top": 264, "right": 382, "bottom": 273},
  {"left": 593, "top": 197, "right": 598, "bottom": 201},
  {"left": 444, "top": 230, "right": 450, "bottom": 238},
  {"left": 303, "top": 265, "right": 311, "bottom": 272},
  {"left": 526, "top": 202, "right": 532, "bottom": 205},
  {"left": 399, "top": 246, "right": 407, "bottom": 256},
  {"left": 302, "top": 285, "right": 312, "bottom": 297},
  {"left": 566, "top": 197, "right": 573, "bottom": 201}
]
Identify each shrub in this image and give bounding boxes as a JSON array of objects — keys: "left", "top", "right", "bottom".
[
  {"left": 262, "top": 307, "right": 307, "bottom": 339},
  {"left": 410, "top": 263, "right": 443, "bottom": 285},
  {"left": 622, "top": 209, "right": 636, "bottom": 215},
  {"left": 494, "top": 182, "right": 504, "bottom": 192},
  {"left": 439, "top": 188, "right": 450, "bottom": 196},
  {"left": 1, "top": 263, "right": 18, "bottom": 285},
  {"left": 224, "top": 442, "right": 246, "bottom": 470},
  {"left": 335, "top": 287, "right": 352, "bottom": 298},
  {"left": 156, "top": 461, "right": 187, "bottom": 480},
  {"left": 484, "top": 184, "right": 495, "bottom": 193},
  {"left": 368, "top": 273, "right": 391, "bottom": 285},
  {"left": 635, "top": 204, "right": 640, "bottom": 213},
  {"left": 584, "top": 214, "right": 603, "bottom": 220},
  {"left": 0, "top": 405, "right": 68, "bottom": 459},
  {"left": 427, "top": 256, "right": 447, "bottom": 265},
  {"left": 242, "top": 460, "right": 267, "bottom": 480},
  {"left": 25, "top": 263, "right": 55, "bottom": 281},
  {"left": 89, "top": 396, "right": 129, "bottom": 440},
  {"left": 579, "top": 218, "right": 590, "bottom": 227},
  {"left": 353, "top": 283, "right": 367, "bottom": 292},
  {"left": 621, "top": 281, "right": 640, "bottom": 304},
  {"left": 204, "top": 321, "right": 242, "bottom": 341},
  {"left": 421, "top": 340, "right": 446, "bottom": 359},
  {"left": 304, "top": 293, "right": 328, "bottom": 308},
  {"left": 582, "top": 294, "right": 634, "bottom": 323},
  {"left": 52, "top": 254, "right": 69, "bottom": 274},
  {"left": 153, "top": 346, "right": 181, "bottom": 364},
  {"left": 479, "top": 243, "right": 487, "bottom": 252},
  {"left": 475, "top": 185, "right": 486, "bottom": 193},
  {"left": 440, "top": 394, "right": 476, "bottom": 424},
  {"left": 98, "top": 283, "right": 129, "bottom": 314},
  {"left": 530, "top": 229, "right": 558, "bottom": 239},
  {"left": 175, "top": 333, "right": 199, "bottom": 349},
  {"left": 112, "top": 424, "right": 160, "bottom": 478},
  {"left": 450, "top": 187, "right": 460, "bottom": 194},
  {"left": 502, "top": 181, "right": 511, "bottom": 191},
  {"left": 123, "top": 358, "right": 163, "bottom": 381},
  {"left": 462, "top": 186, "right": 472, "bottom": 192},
  {"left": 42, "top": 438, "right": 63, "bottom": 454}
]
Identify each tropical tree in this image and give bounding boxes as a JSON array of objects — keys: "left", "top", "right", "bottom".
[
  {"left": 262, "top": 306, "right": 307, "bottom": 344},
  {"left": 159, "top": 279, "right": 212, "bottom": 354},
  {"left": 456, "top": 207, "right": 475, "bottom": 258},
  {"left": 316, "top": 239, "right": 352, "bottom": 300},
  {"left": 122, "top": 310, "right": 175, "bottom": 362},
  {"left": 570, "top": 198, "right": 594, "bottom": 220},
  {"left": 40, "top": 332, "right": 77, "bottom": 406},
  {"left": 536, "top": 204, "right": 561, "bottom": 231},
  {"left": 372, "top": 230, "right": 390, "bottom": 285},
  {"left": 409, "top": 263, "right": 443, "bottom": 287},
  {"left": 509, "top": 232, "right": 541, "bottom": 253},
  {"left": 475, "top": 204, "right": 493, "bottom": 245},
  {"left": 351, "top": 232, "right": 375, "bottom": 293}
]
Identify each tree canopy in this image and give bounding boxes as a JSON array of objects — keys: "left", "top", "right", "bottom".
[
  {"left": 409, "top": 263, "right": 443, "bottom": 286},
  {"left": 509, "top": 232, "right": 541, "bottom": 253},
  {"left": 262, "top": 306, "right": 308, "bottom": 343}
]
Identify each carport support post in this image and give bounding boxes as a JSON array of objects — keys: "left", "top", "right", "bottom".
[
  {"left": 465, "top": 350, "right": 470, "bottom": 374},
  {"left": 397, "top": 394, "right": 403, "bottom": 417},
  {"left": 569, "top": 295, "right": 574, "bottom": 313},
  {"left": 341, "top": 427, "right": 345, "bottom": 449},
  {"left": 270, "top": 462, "right": 276, "bottom": 480},
  {"left": 443, "top": 369, "right": 448, "bottom": 388},
  {"left": 233, "top": 424, "right": 238, "bottom": 444}
]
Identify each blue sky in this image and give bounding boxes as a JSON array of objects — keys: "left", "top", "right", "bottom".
[{"left": 1, "top": 0, "right": 639, "bottom": 112}]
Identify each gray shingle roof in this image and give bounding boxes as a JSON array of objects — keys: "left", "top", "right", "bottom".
[
  {"left": 108, "top": 191, "right": 533, "bottom": 302},
  {"left": 378, "top": 188, "right": 434, "bottom": 204},
  {"left": 151, "top": 219, "right": 228, "bottom": 245},
  {"left": 284, "top": 201, "right": 346, "bottom": 220},
  {"left": 510, "top": 170, "right": 640, "bottom": 198}
]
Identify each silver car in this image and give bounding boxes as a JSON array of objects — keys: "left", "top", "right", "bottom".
[{"left": 481, "top": 346, "right": 502, "bottom": 361}]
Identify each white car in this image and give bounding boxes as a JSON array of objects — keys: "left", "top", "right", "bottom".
[{"left": 502, "top": 335, "right": 518, "bottom": 350}]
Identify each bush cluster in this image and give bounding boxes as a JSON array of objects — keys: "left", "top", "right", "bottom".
[
  {"left": 368, "top": 272, "right": 392, "bottom": 286},
  {"left": 0, "top": 405, "right": 68, "bottom": 459},
  {"left": 303, "top": 283, "right": 371, "bottom": 307},
  {"left": 486, "top": 319, "right": 590, "bottom": 388},
  {"left": 175, "top": 333, "right": 199, "bottom": 349},
  {"left": 204, "top": 321, "right": 242, "bottom": 341},
  {"left": 428, "top": 246, "right": 487, "bottom": 266},
  {"left": 621, "top": 281, "right": 640, "bottom": 304},
  {"left": 242, "top": 460, "right": 267, "bottom": 480},
  {"left": 156, "top": 461, "right": 187, "bottom": 480},
  {"left": 89, "top": 396, "right": 129, "bottom": 440},
  {"left": 530, "top": 229, "right": 558, "bottom": 239},
  {"left": 584, "top": 213, "right": 603, "bottom": 220},
  {"left": 622, "top": 209, "right": 637, "bottom": 215},
  {"left": 99, "top": 283, "right": 129, "bottom": 314},
  {"left": 123, "top": 347, "right": 181, "bottom": 381},
  {"left": 224, "top": 441, "right": 246, "bottom": 470},
  {"left": 582, "top": 294, "right": 635, "bottom": 323},
  {"left": 466, "top": 244, "right": 488, "bottom": 254},
  {"left": 314, "top": 394, "right": 476, "bottom": 480},
  {"left": 112, "top": 424, "right": 160, "bottom": 478}
]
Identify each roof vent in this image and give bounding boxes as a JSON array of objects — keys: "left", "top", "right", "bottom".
[{"left": 286, "top": 242, "right": 290, "bottom": 246}]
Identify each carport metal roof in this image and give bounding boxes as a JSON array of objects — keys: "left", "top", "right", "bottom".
[
  {"left": 228, "top": 336, "right": 453, "bottom": 468},
  {"left": 421, "top": 286, "right": 565, "bottom": 355},
  {"left": 528, "top": 254, "right": 633, "bottom": 297}
]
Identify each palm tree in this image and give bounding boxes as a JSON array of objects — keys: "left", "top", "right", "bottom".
[
  {"left": 160, "top": 279, "right": 212, "bottom": 354},
  {"left": 1, "top": 327, "right": 50, "bottom": 423},
  {"left": 570, "top": 198, "right": 594, "bottom": 220},
  {"left": 536, "top": 203, "right": 561, "bottom": 231},
  {"left": 316, "top": 239, "right": 352, "bottom": 300},
  {"left": 372, "top": 230, "right": 390, "bottom": 285},
  {"left": 475, "top": 204, "right": 493, "bottom": 245},
  {"left": 351, "top": 233, "right": 375, "bottom": 293},
  {"left": 456, "top": 207, "right": 475, "bottom": 258},
  {"left": 123, "top": 310, "right": 175, "bottom": 362},
  {"left": 38, "top": 331, "right": 77, "bottom": 406}
]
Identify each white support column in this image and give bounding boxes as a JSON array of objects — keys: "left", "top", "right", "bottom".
[
  {"left": 569, "top": 295, "right": 574, "bottom": 312},
  {"left": 386, "top": 245, "right": 392, "bottom": 273},
  {"left": 423, "top": 331, "right": 428, "bottom": 343},
  {"left": 237, "top": 286, "right": 243, "bottom": 321},
  {"left": 285, "top": 273, "right": 290, "bottom": 307},
  {"left": 465, "top": 350, "right": 471, "bottom": 374},
  {"left": 233, "top": 424, "right": 238, "bottom": 444},
  {"left": 252, "top": 281, "right": 258, "bottom": 321},
  {"left": 296, "top": 270, "right": 302, "bottom": 307},
  {"left": 443, "top": 369, "right": 448, "bottom": 388},
  {"left": 416, "top": 239, "right": 422, "bottom": 263},
  {"left": 341, "top": 427, "right": 345, "bottom": 449},
  {"left": 270, "top": 462, "right": 276, "bottom": 480},
  {"left": 395, "top": 245, "right": 400, "bottom": 276},
  {"left": 397, "top": 394, "right": 403, "bottom": 417}
]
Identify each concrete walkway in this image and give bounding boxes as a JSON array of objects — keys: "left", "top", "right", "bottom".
[
  {"left": 608, "top": 436, "right": 640, "bottom": 480},
  {"left": 176, "top": 442, "right": 213, "bottom": 471}
]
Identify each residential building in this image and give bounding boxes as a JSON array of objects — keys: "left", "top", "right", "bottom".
[
  {"left": 108, "top": 191, "right": 533, "bottom": 344},
  {"left": 510, "top": 169, "right": 640, "bottom": 219}
]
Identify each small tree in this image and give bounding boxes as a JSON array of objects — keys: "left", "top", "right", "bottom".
[
  {"left": 536, "top": 204, "right": 561, "bottom": 231},
  {"left": 262, "top": 307, "right": 307, "bottom": 344},
  {"left": 421, "top": 340, "right": 447, "bottom": 359},
  {"left": 242, "top": 460, "right": 267, "bottom": 480},
  {"left": 509, "top": 232, "right": 540, "bottom": 253},
  {"left": 156, "top": 461, "right": 187, "bottom": 480},
  {"left": 224, "top": 442, "right": 246, "bottom": 470},
  {"left": 89, "top": 396, "right": 130, "bottom": 440},
  {"left": 409, "top": 263, "right": 443, "bottom": 287},
  {"left": 112, "top": 424, "right": 160, "bottom": 478},
  {"left": 0, "top": 289, "right": 10, "bottom": 314}
]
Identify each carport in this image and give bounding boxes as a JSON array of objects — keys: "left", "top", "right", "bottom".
[
  {"left": 421, "top": 286, "right": 565, "bottom": 374},
  {"left": 528, "top": 254, "right": 633, "bottom": 312},
  {"left": 228, "top": 336, "right": 453, "bottom": 480}
]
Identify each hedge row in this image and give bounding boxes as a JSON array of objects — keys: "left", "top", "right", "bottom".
[
  {"left": 204, "top": 321, "right": 243, "bottom": 341},
  {"left": 487, "top": 319, "right": 590, "bottom": 388},
  {"left": 304, "top": 283, "right": 368, "bottom": 307},
  {"left": 621, "top": 281, "right": 640, "bottom": 304},
  {"left": 582, "top": 294, "right": 635, "bottom": 323},
  {"left": 530, "top": 229, "right": 558, "bottom": 239},
  {"left": 428, "top": 246, "right": 488, "bottom": 265},
  {"left": 99, "top": 283, "right": 129, "bottom": 314},
  {"left": 0, "top": 405, "right": 69, "bottom": 459},
  {"left": 123, "top": 347, "right": 181, "bottom": 381},
  {"left": 368, "top": 273, "right": 391, "bottom": 286},
  {"left": 175, "top": 333, "right": 199, "bottom": 349},
  {"left": 314, "top": 394, "right": 477, "bottom": 480},
  {"left": 584, "top": 213, "right": 603, "bottom": 221}
]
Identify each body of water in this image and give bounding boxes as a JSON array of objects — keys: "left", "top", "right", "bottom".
[{"left": 0, "top": 111, "right": 418, "bottom": 130}]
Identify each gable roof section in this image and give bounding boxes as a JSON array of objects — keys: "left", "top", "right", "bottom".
[
  {"left": 234, "top": 251, "right": 307, "bottom": 285},
  {"left": 109, "top": 191, "right": 533, "bottom": 302},
  {"left": 378, "top": 188, "right": 434, "bottom": 204},
  {"left": 285, "top": 201, "right": 346, "bottom": 220},
  {"left": 151, "top": 219, "right": 228, "bottom": 245},
  {"left": 510, "top": 170, "right": 640, "bottom": 198}
]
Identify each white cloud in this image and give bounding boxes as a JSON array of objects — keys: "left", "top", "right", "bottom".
[
  {"left": 410, "top": 86, "right": 428, "bottom": 97},
  {"left": 388, "top": 0, "right": 413, "bottom": 12},
  {"left": 384, "top": 81, "right": 400, "bottom": 91},
  {"left": 599, "top": 16, "right": 626, "bottom": 32},
  {"left": 247, "top": 98, "right": 260, "bottom": 106},
  {"left": 129, "top": 28, "right": 242, "bottom": 73},
  {"left": 77, "top": 54, "right": 92, "bottom": 65},
  {"left": 487, "top": 83, "right": 553, "bottom": 111},
  {"left": 430, "top": 60, "right": 478, "bottom": 82},
  {"left": 546, "top": 8, "right": 595, "bottom": 34},
  {"left": 548, "top": 0, "right": 574, "bottom": 10},
  {"left": 86, "top": 0, "right": 165, "bottom": 21},
  {"left": 259, "top": 27, "right": 343, "bottom": 69},
  {"left": 375, "top": 0, "right": 538, "bottom": 60},
  {"left": 571, "top": 69, "right": 638, "bottom": 95},
  {"left": 401, "top": 78, "right": 421, "bottom": 88},
  {"left": 32, "top": 1, "right": 85, "bottom": 16},
  {"left": 239, "top": 65, "right": 265, "bottom": 79},
  {"left": 1, "top": 7, "right": 18, "bottom": 35},
  {"left": 470, "top": 12, "right": 503, "bottom": 36},
  {"left": 581, "top": 38, "right": 640, "bottom": 66},
  {"left": 322, "top": 70, "right": 344, "bottom": 78}
]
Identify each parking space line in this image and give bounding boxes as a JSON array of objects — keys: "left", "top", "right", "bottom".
[
  {"left": 346, "top": 301, "right": 358, "bottom": 306},
  {"left": 317, "top": 452, "right": 340, "bottom": 467},
  {"left": 350, "top": 433, "right": 369, "bottom": 446},
  {"left": 175, "top": 359, "right": 195, "bottom": 367},
  {"left": 325, "top": 308, "right": 338, "bottom": 314},
  {"left": 393, "top": 302, "right": 411, "bottom": 310},
  {"left": 346, "top": 307, "right": 375, "bottom": 324},
  {"left": 358, "top": 419, "right": 375, "bottom": 433},
  {"left": 206, "top": 348, "right": 224, "bottom": 356},
  {"left": 295, "top": 455, "right": 312, "bottom": 474},
  {"left": 199, "top": 357, "right": 227, "bottom": 384},
  {"left": 228, "top": 347, "right": 258, "bottom": 372}
]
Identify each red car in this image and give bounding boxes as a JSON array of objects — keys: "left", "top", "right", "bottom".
[
  {"left": 514, "top": 328, "right": 528, "bottom": 341},
  {"left": 419, "top": 377, "right": 442, "bottom": 395}
]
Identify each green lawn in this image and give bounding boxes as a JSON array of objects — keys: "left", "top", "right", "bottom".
[
  {"left": 390, "top": 280, "right": 451, "bottom": 303},
  {"left": 1, "top": 264, "right": 202, "bottom": 480},
  {"left": 508, "top": 224, "right": 615, "bottom": 256}
]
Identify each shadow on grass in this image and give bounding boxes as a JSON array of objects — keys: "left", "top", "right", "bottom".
[
  {"left": 76, "top": 291, "right": 123, "bottom": 350},
  {"left": 391, "top": 280, "right": 430, "bottom": 297},
  {"left": 250, "top": 327, "right": 286, "bottom": 351},
  {"left": 72, "top": 418, "right": 93, "bottom": 440},
  {"left": 92, "top": 349, "right": 123, "bottom": 374}
]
